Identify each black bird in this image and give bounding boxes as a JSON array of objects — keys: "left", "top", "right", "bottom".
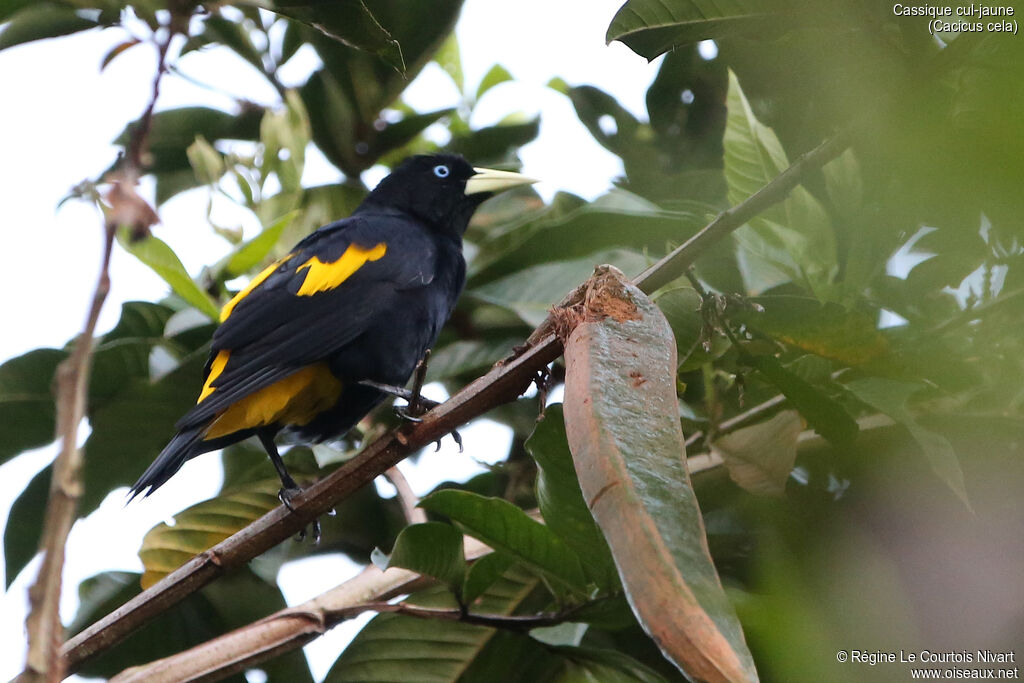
[{"left": 129, "top": 154, "right": 535, "bottom": 523}]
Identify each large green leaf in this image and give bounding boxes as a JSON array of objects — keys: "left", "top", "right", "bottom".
[
  {"left": 607, "top": 0, "right": 791, "bottom": 60},
  {"left": 297, "top": 0, "right": 464, "bottom": 175},
  {"left": 448, "top": 117, "right": 541, "bottom": 167},
  {"left": 111, "top": 105, "right": 263, "bottom": 204},
  {"left": 383, "top": 522, "right": 466, "bottom": 596},
  {"left": 470, "top": 249, "right": 650, "bottom": 327},
  {"left": 67, "top": 569, "right": 312, "bottom": 681},
  {"left": 89, "top": 301, "right": 176, "bottom": 402},
  {"left": 138, "top": 478, "right": 283, "bottom": 589},
  {"left": 0, "top": 4, "right": 99, "bottom": 51},
  {"left": 469, "top": 197, "right": 705, "bottom": 285},
  {"left": 526, "top": 405, "right": 619, "bottom": 592},
  {"left": 0, "top": 348, "right": 66, "bottom": 467},
  {"left": 116, "top": 228, "right": 221, "bottom": 320},
  {"left": 561, "top": 267, "right": 758, "bottom": 681},
  {"left": 324, "top": 565, "right": 540, "bottom": 682},
  {"left": 425, "top": 337, "right": 520, "bottom": 383},
  {"left": 845, "top": 378, "right": 969, "bottom": 507},
  {"left": 736, "top": 295, "right": 889, "bottom": 366},
  {"left": 724, "top": 70, "right": 837, "bottom": 299},
  {"left": 743, "top": 353, "right": 858, "bottom": 446},
  {"left": 420, "top": 490, "right": 589, "bottom": 597},
  {"left": 4, "top": 464, "right": 49, "bottom": 587},
  {"left": 256, "top": 0, "right": 405, "bottom": 70},
  {"left": 3, "top": 302, "right": 185, "bottom": 586}
]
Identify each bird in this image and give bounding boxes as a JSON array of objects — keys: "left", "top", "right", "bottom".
[{"left": 129, "top": 154, "right": 536, "bottom": 535}]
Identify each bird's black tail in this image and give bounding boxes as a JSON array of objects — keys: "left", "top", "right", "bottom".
[{"left": 128, "top": 427, "right": 206, "bottom": 502}]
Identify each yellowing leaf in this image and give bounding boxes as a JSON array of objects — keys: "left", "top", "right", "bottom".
[
  {"left": 561, "top": 265, "right": 759, "bottom": 683},
  {"left": 711, "top": 410, "right": 803, "bottom": 496}
]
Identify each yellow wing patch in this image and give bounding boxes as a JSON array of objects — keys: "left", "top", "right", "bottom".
[
  {"left": 198, "top": 350, "right": 231, "bottom": 403},
  {"left": 220, "top": 255, "right": 293, "bottom": 323},
  {"left": 204, "top": 363, "right": 343, "bottom": 439},
  {"left": 296, "top": 242, "right": 386, "bottom": 296}
]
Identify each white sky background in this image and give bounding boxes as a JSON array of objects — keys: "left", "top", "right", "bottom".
[{"left": 0, "top": 1, "right": 668, "bottom": 679}]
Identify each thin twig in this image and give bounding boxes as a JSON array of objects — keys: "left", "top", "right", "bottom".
[
  {"left": 19, "top": 222, "right": 115, "bottom": 683},
  {"left": 19, "top": 21, "right": 176, "bottom": 683},
  {"left": 63, "top": 126, "right": 852, "bottom": 675},
  {"left": 685, "top": 393, "right": 788, "bottom": 449},
  {"left": 384, "top": 466, "right": 426, "bottom": 524}
]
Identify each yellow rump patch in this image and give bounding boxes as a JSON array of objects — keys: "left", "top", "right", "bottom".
[
  {"left": 220, "top": 255, "right": 293, "bottom": 323},
  {"left": 198, "top": 350, "right": 231, "bottom": 403},
  {"left": 296, "top": 242, "right": 386, "bottom": 296},
  {"left": 204, "top": 363, "right": 343, "bottom": 439}
]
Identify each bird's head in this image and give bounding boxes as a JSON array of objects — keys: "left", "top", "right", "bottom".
[{"left": 361, "top": 154, "right": 537, "bottom": 238}]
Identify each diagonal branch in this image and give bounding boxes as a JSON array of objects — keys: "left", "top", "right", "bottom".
[{"left": 62, "top": 129, "right": 851, "bottom": 675}]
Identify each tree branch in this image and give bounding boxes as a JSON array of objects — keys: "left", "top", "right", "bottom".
[
  {"left": 108, "top": 537, "right": 495, "bottom": 682},
  {"left": 19, "top": 221, "right": 115, "bottom": 683},
  {"left": 384, "top": 465, "right": 426, "bottom": 524},
  {"left": 18, "top": 21, "right": 176, "bottom": 683},
  {"left": 62, "top": 128, "right": 852, "bottom": 675}
]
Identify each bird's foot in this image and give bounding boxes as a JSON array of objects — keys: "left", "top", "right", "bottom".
[
  {"left": 359, "top": 350, "right": 462, "bottom": 452},
  {"left": 278, "top": 485, "right": 321, "bottom": 544}
]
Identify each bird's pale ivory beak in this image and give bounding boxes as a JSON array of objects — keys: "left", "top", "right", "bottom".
[{"left": 464, "top": 167, "right": 538, "bottom": 195}]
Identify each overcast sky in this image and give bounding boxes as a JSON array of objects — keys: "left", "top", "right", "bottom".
[{"left": 0, "top": 2, "right": 668, "bottom": 679}]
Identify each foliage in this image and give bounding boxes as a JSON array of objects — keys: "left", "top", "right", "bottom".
[{"left": 3, "top": 0, "right": 1023, "bottom": 680}]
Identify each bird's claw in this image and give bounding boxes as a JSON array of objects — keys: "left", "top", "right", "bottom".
[{"left": 279, "top": 485, "right": 321, "bottom": 545}]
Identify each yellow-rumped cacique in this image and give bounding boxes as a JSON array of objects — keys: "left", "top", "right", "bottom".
[{"left": 129, "top": 154, "right": 536, "bottom": 523}]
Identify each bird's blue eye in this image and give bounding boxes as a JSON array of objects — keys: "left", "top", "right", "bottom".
[{"left": 433, "top": 164, "right": 450, "bottom": 178}]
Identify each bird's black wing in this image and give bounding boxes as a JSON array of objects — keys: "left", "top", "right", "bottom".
[{"left": 176, "top": 212, "right": 437, "bottom": 429}]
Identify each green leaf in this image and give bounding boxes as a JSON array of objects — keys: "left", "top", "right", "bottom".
[
  {"left": 419, "top": 490, "right": 589, "bottom": 597},
  {"left": 724, "top": 70, "right": 837, "bottom": 299},
  {"left": 112, "top": 106, "right": 263, "bottom": 203},
  {"left": 116, "top": 228, "right": 221, "bottom": 320},
  {"left": 225, "top": 210, "right": 298, "bottom": 277},
  {"left": 0, "top": 5, "right": 99, "bottom": 51},
  {"left": 607, "top": 0, "right": 789, "bottom": 60},
  {"left": 425, "top": 337, "right": 519, "bottom": 383},
  {"left": 325, "top": 565, "right": 541, "bottom": 682},
  {"left": 434, "top": 33, "right": 463, "bottom": 92},
  {"left": 385, "top": 522, "right": 466, "bottom": 596},
  {"left": 138, "top": 478, "right": 284, "bottom": 588},
  {"left": 562, "top": 267, "right": 758, "bottom": 681},
  {"left": 743, "top": 353, "right": 858, "bottom": 445},
  {"left": 469, "top": 198, "right": 706, "bottom": 285},
  {"left": 545, "top": 645, "right": 670, "bottom": 683},
  {"left": 371, "top": 107, "right": 454, "bottom": 160},
  {"left": 471, "top": 249, "right": 650, "bottom": 326},
  {"left": 527, "top": 405, "right": 618, "bottom": 592},
  {"left": 845, "top": 378, "right": 970, "bottom": 507},
  {"left": 194, "top": 14, "right": 264, "bottom": 72},
  {"left": 737, "top": 295, "right": 889, "bottom": 366},
  {"left": 448, "top": 117, "right": 540, "bottom": 167},
  {"left": 5, "top": 465, "right": 48, "bottom": 587},
  {"left": 296, "top": 0, "right": 463, "bottom": 174},
  {"left": 476, "top": 63, "right": 513, "bottom": 100},
  {"left": 462, "top": 551, "right": 515, "bottom": 606},
  {"left": 257, "top": 0, "right": 405, "bottom": 71},
  {"left": 0, "top": 348, "right": 65, "bottom": 467},
  {"left": 711, "top": 410, "right": 803, "bottom": 496}
]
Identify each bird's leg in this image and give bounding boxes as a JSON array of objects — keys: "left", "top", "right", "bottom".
[
  {"left": 258, "top": 431, "right": 320, "bottom": 544},
  {"left": 358, "top": 351, "right": 462, "bottom": 451}
]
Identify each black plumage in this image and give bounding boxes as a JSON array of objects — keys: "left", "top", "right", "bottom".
[{"left": 130, "top": 154, "right": 535, "bottom": 509}]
